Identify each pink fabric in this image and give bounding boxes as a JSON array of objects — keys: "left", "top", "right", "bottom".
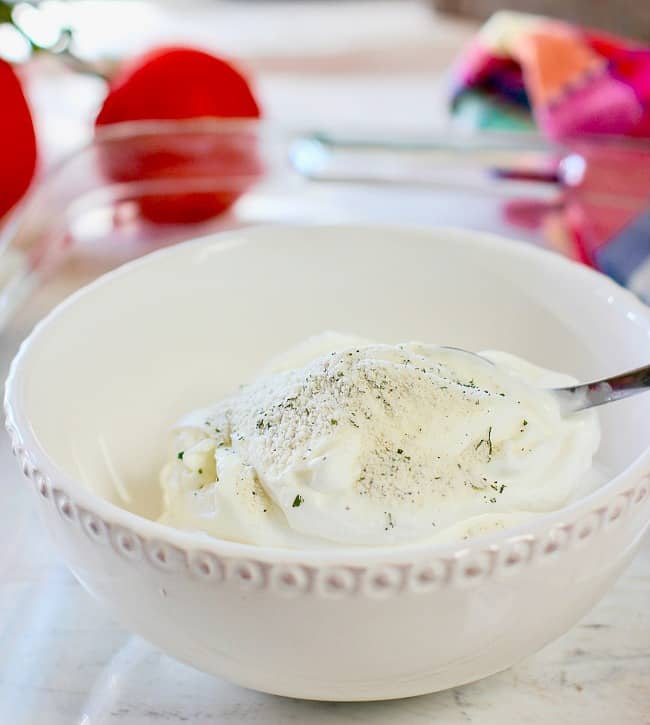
[{"left": 451, "top": 13, "right": 650, "bottom": 140}]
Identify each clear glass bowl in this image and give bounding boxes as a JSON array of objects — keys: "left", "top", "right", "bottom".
[
  {"left": 1, "top": 119, "right": 648, "bottom": 330},
  {"left": 0, "top": 120, "right": 309, "bottom": 324}
]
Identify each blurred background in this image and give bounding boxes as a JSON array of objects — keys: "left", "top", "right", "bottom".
[
  {"left": 0, "top": 0, "right": 477, "bottom": 328},
  {"left": 0, "top": 0, "right": 649, "bottom": 328},
  {"left": 4, "top": 0, "right": 473, "bottom": 162}
]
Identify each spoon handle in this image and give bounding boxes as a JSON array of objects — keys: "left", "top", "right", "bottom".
[{"left": 556, "top": 364, "right": 650, "bottom": 413}]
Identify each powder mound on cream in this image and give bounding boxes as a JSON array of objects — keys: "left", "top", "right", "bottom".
[{"left": 159, "top": 333, "right": 601, "bottom": 547}]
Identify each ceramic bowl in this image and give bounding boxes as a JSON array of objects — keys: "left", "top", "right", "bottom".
[{"left": 5, "top": 225, "right": 650, "bottom": 701}]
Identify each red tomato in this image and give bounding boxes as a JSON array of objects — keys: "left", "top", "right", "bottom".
[
  {"left": 0, "top": 59, "right": 37, "bottom": 220},
  {"left": 95, "top": 47, "right": 262, "bottom": 224}
]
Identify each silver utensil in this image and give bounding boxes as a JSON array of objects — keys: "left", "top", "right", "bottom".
[
  {"left": 290, "top": 132, "right": 650, "bottom": 211},
  {"left": 440, "top": 347, "right": 650, "bottom": 414},
  {"left": 554, "top": 365, "right": 650, "bottom": 414}
]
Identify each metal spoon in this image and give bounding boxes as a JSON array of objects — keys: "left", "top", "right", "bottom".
[
  {"left": 554, "top": 365, "right": 650, "bottom": 414},
  {"left": 439, "top": 347, "right": 650, "bottom": 415}
]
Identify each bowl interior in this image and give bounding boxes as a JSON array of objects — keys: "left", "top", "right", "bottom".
[{"left": 13, "top": 225, "right": 650, "bottom": 522}]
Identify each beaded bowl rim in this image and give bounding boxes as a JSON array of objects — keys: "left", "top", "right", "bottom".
[
  {"left": 6, "top": 402, "right": 650, "bottom": 584},
  {"left": 5, "top": 224, "right": 650, "bottom": 570}
]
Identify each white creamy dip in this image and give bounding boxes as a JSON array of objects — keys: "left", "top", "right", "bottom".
[{"left": 159, "top": 334, "right": 601, "bottom": 547}]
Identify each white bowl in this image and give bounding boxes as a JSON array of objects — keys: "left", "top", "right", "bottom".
[{"left": 5, "top": 225, "right": 650, "bottom": 701}]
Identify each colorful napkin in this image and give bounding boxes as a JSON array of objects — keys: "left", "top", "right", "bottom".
[{"left": 450, "top": 11, "right": 650, "bottom": 303}]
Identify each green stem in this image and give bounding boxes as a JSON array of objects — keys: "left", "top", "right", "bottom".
[{"left": 0, "top": 0, "right": 109, "bottom": 80}]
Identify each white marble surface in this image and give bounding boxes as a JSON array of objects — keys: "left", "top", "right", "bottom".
[{"left": 0, "top": 1, "right": 649, "bottom": 722}]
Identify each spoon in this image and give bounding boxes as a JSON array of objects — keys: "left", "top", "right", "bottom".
[
  {"left": 439, "top": 347, "right": 650, "bottom": 415},
  {"left": 553, "top": 365, "right": 650, "bottom": 414}
]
